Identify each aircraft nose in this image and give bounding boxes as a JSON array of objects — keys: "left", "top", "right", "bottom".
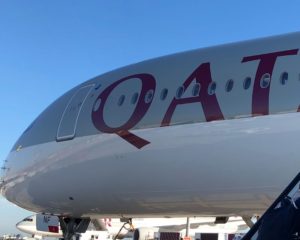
[{"left": 16, "top": 221, "right": 26, "bottom": 232}]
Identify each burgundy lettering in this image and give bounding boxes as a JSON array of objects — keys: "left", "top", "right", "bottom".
[
  {"left": 92, "top": 74, "right": 156, "bottom": 149},
  {"left": 161, "top": 63, "right": 224, "bottom": 126},
  {"left": 242, "top": 49, "right": 298, "bottom": 116}
]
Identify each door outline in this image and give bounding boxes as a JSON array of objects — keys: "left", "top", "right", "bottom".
[{"left": 56, "top": 84, "right": 94, "bottom": 141}]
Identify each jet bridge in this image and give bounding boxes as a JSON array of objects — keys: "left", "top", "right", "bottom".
[{"left": 242, "top": 172, "right": 300, "bottom": 240}]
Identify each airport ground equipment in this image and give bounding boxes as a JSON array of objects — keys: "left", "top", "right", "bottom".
[{"left": 242, "top": 172, "right": 300, "bottom": 240}]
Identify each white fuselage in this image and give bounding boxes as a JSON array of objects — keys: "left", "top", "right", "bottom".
[
  {"left": 2, "top": 32, "right": 300, "bottom": 218},
  {"left": 16, "top": 216, "right": 62, "bottom": 238}
]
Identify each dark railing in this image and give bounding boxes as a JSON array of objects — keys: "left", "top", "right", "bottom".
[{"left": 242, "top": 172, "right": 300, "bottom": 240}]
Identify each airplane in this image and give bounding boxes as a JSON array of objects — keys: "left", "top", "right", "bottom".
[
  {"left": 16, "top": 215, "right": 63, "bottom": 238},
  {"left": 92, "top": 216, "right": 247, "bottom": 240},
  {"left": 2, "top": 31, "right": 300, "bottom": 239},
  {"left": 16, "top": 214, "right": 247, "bottom": 240},
  {"left": 16, "top": 214, "right": 109, "bottom": 240}
]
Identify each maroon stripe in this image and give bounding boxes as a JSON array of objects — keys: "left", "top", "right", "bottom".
[{"left": 242, "top": 49, "right": 298, "bottom": 116}]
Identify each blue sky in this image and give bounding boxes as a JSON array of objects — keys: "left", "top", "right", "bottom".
[{"left": 1, "top": 0, "right": 300, "bottom": 235}]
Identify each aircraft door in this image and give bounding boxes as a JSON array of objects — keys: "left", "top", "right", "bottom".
[{"left": 56, "top": 84, "right": 94, "bottom": 141}]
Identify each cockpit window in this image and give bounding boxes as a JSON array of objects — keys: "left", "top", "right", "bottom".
[{"left": 23, "top": 218, "right": 33, "bottom": 222}]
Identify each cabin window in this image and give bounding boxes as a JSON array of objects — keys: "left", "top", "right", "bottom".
[
  {"left": 208, "top": 82, "right": 217, "bottom": 95},
  {"left": 93, "top": 98, "right": 101, "bottom": 111},
  {"left": 280, "top": 72, "right": 288, "bottom": 85},
  {"left": 225, "top": 79, "right": 234, "bottom": 92},
  {"left": 131, "top": 92, "right": 139, "bottom": 104},
  {"left": 144, "top": 89, "right": 154, "bottom": 103},
  {"left": 260, "top": 73, "right": 271, "bottom": 88},
  {"left": 192, "top": 83, "right": 201, "bottom": 96},
  {"left": 118, "top": 95, "right": 125, "bottom": 106},
  {"left": 160, "top": 88, "right": 168, "bottom": 100},
  {"left": 243, "top": 77, "right": 251, "bottom": 90},
  {"left": 176, "top": 86, "right": 185, "bottom": 99}
]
